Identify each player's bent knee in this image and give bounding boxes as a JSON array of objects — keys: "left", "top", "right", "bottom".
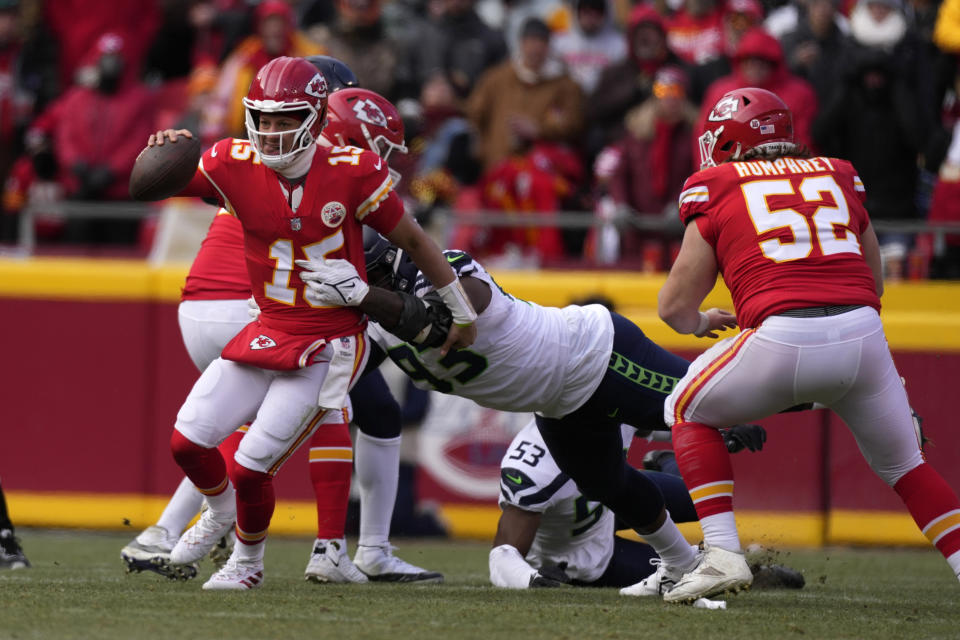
[
  {"left": 170, "top": 428, "right": 211, "bottom": 463},
  {"left": 875, "top": 453, "right": 925, "bottom": 487},
  {"left": 233, "top": 429, "right": 283, "bottom": 475},
  {"left": 173, "top": 414, "right": 225, "bottom": 449}
]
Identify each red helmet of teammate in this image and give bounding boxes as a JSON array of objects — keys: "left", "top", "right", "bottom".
[
  {"left": 698, "top": 87, "right": 795, "bottom": 169},
  {"left": 323, "top": 88, "right": 408, "bottom": 184},
  {"left": 243, "top": 56, "right": 329, "bottom": 170}
]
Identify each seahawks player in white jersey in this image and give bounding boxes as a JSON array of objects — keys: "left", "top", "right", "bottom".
[
  {"left": 297, "top": 233, "right": 744, "bottom": 597},
  {"left": 493, "top": 421, "right": 661, "bottom": 587},
  {"left": 492, "top": 419, "right": 803, "bottom": 591}
]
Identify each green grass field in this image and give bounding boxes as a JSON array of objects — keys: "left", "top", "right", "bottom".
[{"left": 1, "top": 529, "right": 958, "bottom": 640}]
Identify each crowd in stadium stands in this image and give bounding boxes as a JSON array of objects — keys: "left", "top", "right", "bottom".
[{"left": 1, "top": 0, "right": 959, "bottom": 275}]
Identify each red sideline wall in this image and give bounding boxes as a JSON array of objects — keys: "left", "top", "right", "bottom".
[{"left": 1, "top": 258, "right": 958, "bottom": 545}]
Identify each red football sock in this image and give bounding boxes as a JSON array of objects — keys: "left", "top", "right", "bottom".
[
  {"left": 232, "top": 464, "right": 275, "bottom": 545},
  {"left": 894, "top": 463, "right": 960, "bottom": 559},
  {"left": 217, "top": 426, "right": 247, "bottom": 482},
  {"left": 673, "top": 421, "right": 735, "bottom": 519},
  {"left": 308, "top": 422, "right": 353, "bottom": 540},
  {"left": 170, "top": 429, "right": 228, "bottom": 496}
]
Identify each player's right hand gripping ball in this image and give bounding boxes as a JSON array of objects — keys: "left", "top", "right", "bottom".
[{"left": 129, "top": 135, "right": 201, "bottom": 201}]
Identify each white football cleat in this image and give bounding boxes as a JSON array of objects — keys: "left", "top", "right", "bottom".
[
  {"left": 663, "top": 544, "right": 753, "bottom": 604},
  {"left": 304, "top": 538, "right": 369, "bottom": 584},
  {"left": 170, "top": 510, "right": 235, "bottom": 565},
  {"left": 121, "top": 525, "right": 197, "bottom": 580},
  {"left": 620, "top": 558, "right": 685, "bottom": 597},
  {"left": 354, "top": 544, "right": 444, "bottom": 583},
  {"left": 202, "top": 555, "right": 264, "bottom": 590}
]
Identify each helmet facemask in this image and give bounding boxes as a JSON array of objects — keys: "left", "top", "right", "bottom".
[
  {"left": 243, "top": 101, "right": 324, "bottom": 170},
  {"left": 364, "top": 124, "right": 408, "bottom": 186}
]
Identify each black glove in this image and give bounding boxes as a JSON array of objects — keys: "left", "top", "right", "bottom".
[
  {"left": 722, "top": 424, "right": 767, "bottom": 453},
  {"left": 529, "top": 561, "right": 571, "bottom": 588},
  {"left": 414, "top": 291, "right": 453, "bottom": 349}
]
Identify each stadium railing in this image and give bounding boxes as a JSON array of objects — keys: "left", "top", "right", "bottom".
[{"left": 7, "top": 200, "right": 960, "bottom": 270}]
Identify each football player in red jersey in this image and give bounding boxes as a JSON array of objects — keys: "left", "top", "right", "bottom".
[
  {"left": 124, "top": 70, "right": 441, "bottom": 584},
  {"left": 121, "top": 55, "right": 365, "bottom": 582},
  {"left": 148, "top": 56, "right": 477, "bottom": 590},
  {"left": 656, "top": 87, "right": 960, "bottom": 603}
]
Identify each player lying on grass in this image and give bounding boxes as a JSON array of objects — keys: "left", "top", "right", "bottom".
[{"left": 490, "top": 418, "right": 803, "bottom": 592}]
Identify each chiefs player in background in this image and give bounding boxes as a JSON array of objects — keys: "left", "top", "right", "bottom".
[
  {"left": 656, "top": 87, "right": 960, "bottom": 603},
  {"left": 148, "top": 56, "right": 476, "bottom": 590},
  {"left": 123, "top": 60, "right": 441, "bottom": 585}
]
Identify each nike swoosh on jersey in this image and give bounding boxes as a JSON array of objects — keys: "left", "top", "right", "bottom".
[
  {"left": 373, "top": 157, "right": 382, "bottom": 170},
  {"left": 505, "top": 473, "right": 524, "bottom": 484}
]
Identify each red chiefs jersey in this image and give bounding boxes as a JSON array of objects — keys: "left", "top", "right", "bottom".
[
  {"left": 678, "top": 156, "right": 881, "bottom": 329},
  {"left": 183, "top": 139, "right": 403, "bottom": 338},
  {"left": 181, "top": 210, "right": 250, "bottom": 301}
]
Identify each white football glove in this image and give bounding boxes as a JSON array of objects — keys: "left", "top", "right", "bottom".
[
  {"left": 247, "top": 296, "right": 261, "bottom": 321},
  {"left": 295, "top": 258, "right": 369, "bottom": 307}
]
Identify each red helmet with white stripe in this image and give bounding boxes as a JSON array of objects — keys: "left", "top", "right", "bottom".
[
  {"left": 243, "top": 56, "right": 329, "bottom": 170},
  {"left": 699, "top": 87, "right": 794, "bottom": 169},
  {"left": 322, "top": 88, "right": 408, "bottom": 184}
]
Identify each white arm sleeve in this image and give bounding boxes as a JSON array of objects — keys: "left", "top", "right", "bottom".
[{"left": 489, "top": 544, "right": 538, "bottom": 589}]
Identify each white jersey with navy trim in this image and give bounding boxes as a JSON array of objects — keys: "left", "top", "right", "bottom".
[
  {"left": 366, "top": 251, "right": 614, "bottom": 418},
  {"left": 497, "top": 420, "right": 635, "bottom": 583}
]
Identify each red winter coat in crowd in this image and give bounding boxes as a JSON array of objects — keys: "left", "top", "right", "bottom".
[{"left": 44, "top": 0, "right": 160, "bottom": 89}]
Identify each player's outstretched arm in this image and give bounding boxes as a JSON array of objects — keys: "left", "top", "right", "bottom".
[
  {"left": 384, "top": 215, "right": 477, "bottom": 355},
  {"left": 658, "top": 221, "right": 737, "bottom": 338}
]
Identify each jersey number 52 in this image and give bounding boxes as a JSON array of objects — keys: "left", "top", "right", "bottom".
[{"left": 743, "top": 175, "right": 861, "bottom": 263}]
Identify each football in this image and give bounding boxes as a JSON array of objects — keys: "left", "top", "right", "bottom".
[{"left": 128, "top": 134, "right": 202, "bottom": 201}]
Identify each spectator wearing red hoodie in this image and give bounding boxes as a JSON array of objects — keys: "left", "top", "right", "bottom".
[
  {"left": 7, "top": 33, "right": 161, "bottom": 243},
  {"left": 695, "top": 27, "right": 819, "bottom": 169},
  {"left": 43, "top": 0, "right": 161, "bottom": 92},
  {"left": 26, "top": 33, "right": 159, "bottom": 202}
]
